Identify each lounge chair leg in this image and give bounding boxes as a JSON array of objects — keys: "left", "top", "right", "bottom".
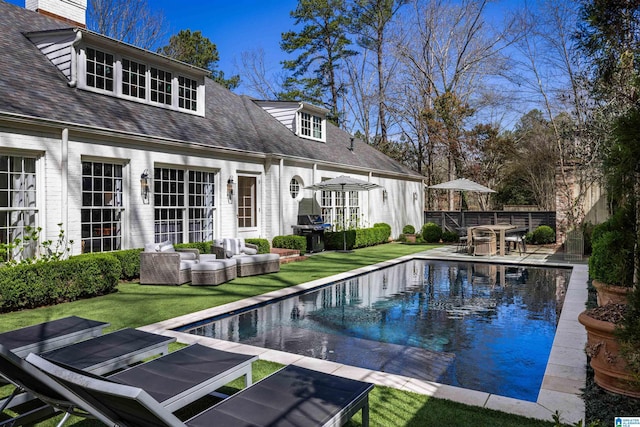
[
  {"left": 362, "top": 399, "right": 370, "bottom": 427},
  {"left": 0, "top": 387, "right": 21, "bottom": 412},
  {"left": 56, "top": 412, "right": 71, "bottom": 427}
]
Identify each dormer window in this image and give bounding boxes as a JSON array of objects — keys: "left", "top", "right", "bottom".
[
  {"left": 297, "top": 110, "right": 325, "bottom": 142},
  {"left": 254, "top": 100, "right": 328, "bottom": 141},
  {"left": 26, "top": 28, "right": 208, "bottom": 115}
]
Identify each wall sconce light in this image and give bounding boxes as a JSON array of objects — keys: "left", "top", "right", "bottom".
[
  {"left": 413, "top": 191, "right": 418, "bottom": 202},
  {"left": 140, "top": 169, "right": 150, "bottom": 204},
  {"left": 227, "top": 177, "right": 235, "bottom": 203},
  {"left": 382, "top": 189, "right": 388, "bottom": 203}
]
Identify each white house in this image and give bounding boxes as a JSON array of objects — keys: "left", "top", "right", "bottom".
[{"left": 0, "top": 0, "right": 424, "bottom": 257}]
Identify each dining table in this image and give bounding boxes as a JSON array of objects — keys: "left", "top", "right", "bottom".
[{"left": 468, "top": 224, "right": 516, "bottom": 256}]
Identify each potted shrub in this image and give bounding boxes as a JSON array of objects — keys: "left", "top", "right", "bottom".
[
  {"left": 402, "top": 225, "right": 416, "bottom": 243},
  {"left": 578, "top": 107, "right": 640, "bottom": 397},
  {"left": 588, "top": 209, "right": 635, "bottom": 306}
]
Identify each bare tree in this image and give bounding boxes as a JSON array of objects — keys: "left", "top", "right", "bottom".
[
  {"left": 87, "top": 0, "right": 166, "bottom": 50},
  {"left": 236, "top": 48, "right": 285, "bottom": 100},
  {"left": 390, "top": 0, "right": 516, "bottom": 209},
  {"left": 512, "top": 0, "right": 599, "bottom": 237}
]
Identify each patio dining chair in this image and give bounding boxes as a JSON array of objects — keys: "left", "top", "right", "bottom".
[
  {"left": 504, "top": 228, "right": 528, "bottom": 255},
  {"left": 27, "top": 353, "right": 375, "bottom": 427},
  {"left": 471, "top": 227, "right": 497, "bottom": 256}
]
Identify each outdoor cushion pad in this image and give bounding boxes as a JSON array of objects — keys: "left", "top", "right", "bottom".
[
  {"left": 0, "top": 316, "right": 108, "bottom": 357},
  {"left": 41, "top": 328, "right": 174, "bottom": 373},
  {"left": 185, "top": 365, "right": 374, "bottom": 427},
  {"left": 108, "top": 344, "right": 255, "bottom": 404}
]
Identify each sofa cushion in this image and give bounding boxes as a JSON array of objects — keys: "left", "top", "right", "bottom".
[
  {"left": 159, "top": 240, "right": 175, "bottom": 252},
  {"left": 179, "top": 259, "right": 198, "bottom": 270},
  {"left": 242, "top": 246, "right": 258, "bottom": 255},
  {"left": 178, "top": 252, "right": 197, "bottom": 261},
  {"left": 223, "top": 238, "right": 243, "bottom": 256},
  {"left": 144, "top": 243, "right": 159, "bottom": 252}
]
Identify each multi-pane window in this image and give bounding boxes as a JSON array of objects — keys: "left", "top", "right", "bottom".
[
  {"left": 300, "top": 112, "right": 312, "bottom": 137},
  {"left": 312, "top": 115, "right": 322, "bottom": 139},
  {"left": 289, "top": 177, "right": 300, "bottom": 199},
  {"left": 178, "top": 76, "right": 198, "bottom": 111},
  {"left": 154, "top": 167, "right": 216, "bottom": 244},
  {"left": 82, "top": 48, "right": 201, "bottom": 113},
  {"left": 81, "top": 161, "right": 123, "bottom": 253},
  {"left": 299, "top": 111, "right": 323, "bottom": 140},
  {"left": 122, "top": 58, "right": 146, "bottom": 99},
  {"left": 86, "top": 47, "right": 114, "bottom": 91},
  {"left": 154, "top": 168, "right": 184, "bottom": 244},
  {"left": 150, "top": 67, "right": 172, "bottom": 105},
  {"left": 320, "top": 185, "right": 361, "bottom": 231},
  {"left": 188, "top": 171, "right": 215, "bottom": 242},
  {"left": 237, "top": 176, "right": 256, "bottom": 228},
  {"left": 0, "top": 155, "right": 37, "bottom": 260}
]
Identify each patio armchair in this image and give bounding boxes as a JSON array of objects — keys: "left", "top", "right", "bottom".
[
  {"left": 212, "top": 238, "right": 280, "bottom": 277},
  {"left": 140, "top": 241, "right": 199, "bottom": 285},
  {"left": 471, "top": 227, "right": 497, "bottom": 256},
  {"left": 211, "top": 238, "right": 259, "bottom": 259}
]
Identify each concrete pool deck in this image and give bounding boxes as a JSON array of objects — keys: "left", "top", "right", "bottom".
[{"left": 140, "top": 245, "right": 587, "bottom": 425}]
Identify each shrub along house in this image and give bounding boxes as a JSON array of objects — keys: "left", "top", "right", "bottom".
[{"left": 0, "top": 0, "right": 424, "bottom": 259}]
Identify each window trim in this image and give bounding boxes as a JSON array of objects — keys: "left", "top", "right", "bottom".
[
  {"left": 296, "top": 110, "right": 326, "bottom": 142},
  {"left": 77, "top": 44, "right": 204, "bottom": 116}
]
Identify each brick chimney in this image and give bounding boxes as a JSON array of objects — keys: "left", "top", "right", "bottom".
[{"left": 26, "top": 0, "right": 87, "bottom": 28}]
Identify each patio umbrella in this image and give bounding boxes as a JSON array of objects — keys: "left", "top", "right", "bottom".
[
  {"left": 428, "top": 178, "right": 495, "bottom": 225},
  {"left": 428, "top": 178, "right": 495, "bottom": 194},
  {"left": 305, "top": 175, "right": 382, "bottom": 252}
]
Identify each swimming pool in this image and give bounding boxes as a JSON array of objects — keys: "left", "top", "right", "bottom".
[{"left": 182, "top": 259, "right": 571, "bottom": 402}]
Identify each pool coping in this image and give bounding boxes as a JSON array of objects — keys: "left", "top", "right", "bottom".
[{"left": 140, "top": 249, "right": 587, "bottom": 425}]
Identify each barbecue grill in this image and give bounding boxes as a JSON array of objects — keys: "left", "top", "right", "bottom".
[{"left": 292, "top": 215, "right": 331, "bottom": 253}]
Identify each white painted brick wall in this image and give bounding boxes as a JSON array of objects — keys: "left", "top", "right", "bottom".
[{"left": 26, "top": 0, "right": 86, "bottom": 25}]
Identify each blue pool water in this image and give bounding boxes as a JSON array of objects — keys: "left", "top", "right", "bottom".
[{"left": 182, "top": 260, "right": 570, "bottom": 401}]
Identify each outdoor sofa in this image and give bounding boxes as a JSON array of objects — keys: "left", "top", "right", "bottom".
[
  {"left": 212, "top": 238, "right": 280, "bottom": 277},
  {"left": 140, "top": 240, "right": 220, "bottom": 285}
]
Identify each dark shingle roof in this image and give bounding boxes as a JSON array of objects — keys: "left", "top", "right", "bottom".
[{"left": 0, "top": 0, "right": 420, "bottom": 178}]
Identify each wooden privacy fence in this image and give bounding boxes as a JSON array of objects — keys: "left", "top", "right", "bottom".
[{"left": 424, "top": 211, "right": 556, "bottom": 234}]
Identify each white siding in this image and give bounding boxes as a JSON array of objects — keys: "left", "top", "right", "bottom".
[
  {"left": 254, "top": 101, "right": 299, "bottom": 133},
  {"left": 28, "top": 32, "right": 77, "bottom": 81}
]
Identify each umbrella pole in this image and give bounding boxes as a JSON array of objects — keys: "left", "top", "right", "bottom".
[{"left": 342, "top": 184, "right": 347, "bottom": 251}]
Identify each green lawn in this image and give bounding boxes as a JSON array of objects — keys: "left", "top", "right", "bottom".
[{"left": 0, "top": 243, "right": 559, "bottom": 426}]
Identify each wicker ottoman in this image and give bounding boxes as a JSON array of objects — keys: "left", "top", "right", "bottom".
[
  {"left": 236, "top": 253, "right": 280, "bottom": 277},
  {"left": 190, "top": 259, "right": 237, "bottom": 286}
]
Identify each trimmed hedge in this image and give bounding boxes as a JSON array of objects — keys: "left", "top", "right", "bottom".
[
  {"left": 529, "top": 225, "right": 556, "bottom": 244},
  {"left": 326, "top": 225, "right": 390, "bottom": 251},
  {"left": 109, "top": 248, "right": 143, "bottom": 280},
  {"left": 421, "top": 222, "right": 442, "bottom": 243},
  {"left": 174, "top": 241, "right": 213, "bottom": 255},
  {"left": 0, "top": 254, "right": 120, "bottom": 313},
  {"left": 442, "top": 230, "right": 459, "bottom": 243},
  {"left": 373, "top": 223, "right": 392, "bottom": 242},
  {"left": 272, "top": 235, "right": 307, "bottom": 255},
  {"left": 246, "top": 238, "right": 270, "bottom": 254}
]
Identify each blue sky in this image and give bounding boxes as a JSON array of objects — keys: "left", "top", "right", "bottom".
[{"left": 6, "top": 0, "right": 300, "bottom": 74}]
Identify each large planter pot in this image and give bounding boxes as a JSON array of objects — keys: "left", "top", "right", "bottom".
[
  {"left": 405, "top": 234, "right": 416, "bottom": 243},
  {"left": 578, "top": 310, "right": 640, "bottom": 398},
  {"left": 593, "top": 279, "right": 633, "bottom": 306}
]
